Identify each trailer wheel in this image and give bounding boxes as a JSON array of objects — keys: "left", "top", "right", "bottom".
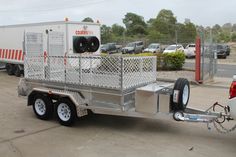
[
  {"left": 56, "top": 98, "right": 77, "bottom": 126},
  {"left": 171, "top": 78, "right": 190, "bottom": 111},
  {"left": 32, "top": 94, "right": 53, "bottom": 120},
  {"left": 6, "top": 64, "right": 14, "bottom": 75},
  {"left": 173, "top": 111, "right": 184, "bottom": 121},
  {"left": 14, "top": 65, "right": 21, "bottom": 77}
]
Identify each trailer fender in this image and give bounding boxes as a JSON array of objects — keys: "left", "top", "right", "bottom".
[{"left": 228, "top": 97, "right": 236, "bottom": 119}]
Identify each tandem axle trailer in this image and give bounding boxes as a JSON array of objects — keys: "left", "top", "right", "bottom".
[{"left": 18, "top": 32, "right": 236, "bottom": 133}]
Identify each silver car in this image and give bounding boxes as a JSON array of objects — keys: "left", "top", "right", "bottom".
[{"left": 122, "top": 41, "right": 144, "bottom": 54}]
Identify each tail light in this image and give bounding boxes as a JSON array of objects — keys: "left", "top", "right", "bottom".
[{"left": 229, "top": 75, "right": 236, "bottom": 99}]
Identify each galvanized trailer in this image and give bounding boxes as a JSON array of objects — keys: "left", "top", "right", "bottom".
[{"left": 18, "top": 32, "right": 235, "bottom": 132}]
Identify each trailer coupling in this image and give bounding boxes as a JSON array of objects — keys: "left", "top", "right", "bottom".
[{"left": 173, "top": 102, "right": 236, "bottom": 133}]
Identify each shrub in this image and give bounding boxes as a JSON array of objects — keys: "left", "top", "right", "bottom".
[
  {"left": 162, "top": 51, "right": 185, "bottom": 70},
  {"left": 100, "top": 51, "right": 185, "bottom": 71},
  {"left": 139, "top": 51, "right": 185, "bottom": 70}
]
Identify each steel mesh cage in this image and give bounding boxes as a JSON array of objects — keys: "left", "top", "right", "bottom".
[{"left": 24, "top": 55, "right": 157, "bottom": 90}]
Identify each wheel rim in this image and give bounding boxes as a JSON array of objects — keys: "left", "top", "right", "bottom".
[
  {"left": 174, "top": 112, "right": 183, "bottom": 120},
  {"left": 182, "top": 85, "right": 189, "bottom": 105},
  {"left": 35, "top": 99, "right": 46, "bottom": 116},
  {"left": 57, "top": 103, "right": 71, "bottom": 121}
]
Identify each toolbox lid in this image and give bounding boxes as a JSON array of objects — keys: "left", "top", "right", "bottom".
[{"left": 136, "top": 83, "right": 172, "bottom": 93}]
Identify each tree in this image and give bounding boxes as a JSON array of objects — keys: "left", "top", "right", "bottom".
[
  {"left": 82, "top": 17, "right": 94, "bottom": 23},
  {"left": 123, "top": 12, "right": 147, "bottom": 36},
  {"left": 101, "top": 25, "right": 112, "bottom": 44},
  {"left": 148, "top": 9, "right": 177, "bottom": 44},
  {"left": 182, "top": 22, "right": 197, "bottom": 43},
  {"left": 111, "top": 24, "right": 125, "bottom": 36},
  {"left": 231, "top": 33, "right": 236, "bottom": 42},
  {"left": 212, "top": 24, "right": 221, "bottom": 33}
]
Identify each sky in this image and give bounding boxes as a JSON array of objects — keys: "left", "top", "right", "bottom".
[{"left": 0, "top": 0, "right": 235, "bottom": 27}]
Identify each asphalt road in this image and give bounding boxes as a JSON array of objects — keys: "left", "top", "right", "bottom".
[{"left": 184, "top": 61, "right": 236, "bottom": 78}]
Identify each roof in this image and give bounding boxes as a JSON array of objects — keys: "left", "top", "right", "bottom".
[{"left": 0, "top": 21, "right": 100, "bottom": 28}]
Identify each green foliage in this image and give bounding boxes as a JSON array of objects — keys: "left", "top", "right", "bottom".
[
  {"left": 82, "top": 17, "right": 94, "bottom": 23},
  {"left": 148, "top": 9, "right": 178, "bottom": 44},
  {"left": 130, "top": 52, "right": 186, "bottom": 70},
  {"left": 162, "top": 51, "right": 185, "bottom": 70},
  {"left": 231, "top": 33, "right": 236, "bottom": 42},
  {"left": 101, "top": 25, "right": 112, "bottom": 44},
  {"left": 123, "top": 12, "right": 147, "bottom": 36},
  {"left": 216, "top": 32, "right": 231, "bottom": 43},
  {"left": 101, "top": 52, "right": 185, "bottom": 71},
  {"left": 111, "top": 24, "right": 125, "bottom": 36},
  {"left": 177, "top": 22, "right": 197, "bottom": 44}
]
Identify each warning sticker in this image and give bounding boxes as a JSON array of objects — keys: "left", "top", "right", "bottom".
[{"left": 173, "top": 90, "right": 180, "bottom": 103}]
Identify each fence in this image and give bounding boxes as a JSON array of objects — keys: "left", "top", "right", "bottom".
[{"left": 199, "top": 31, "right": 217, "bottom": 82}]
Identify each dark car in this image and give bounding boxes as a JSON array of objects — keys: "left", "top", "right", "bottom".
[
  {"left": 224, "top": 44, "right": 231, "bottom": 56},
  {"left": 213, "top": 44, "right": 227, "bottom": 59},
  {"left": 101, "top": 43, "right": 118, "bottom": 54}
]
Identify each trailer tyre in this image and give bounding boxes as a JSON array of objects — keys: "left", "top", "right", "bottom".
[
  {"left": 171, "top": 78, "right": 190, "bottom": 111},
  {"left": 6, "top": 64, "right": 14, "bottom": 75},
  {"left": 56, "top": 98, "right": 77, "bottom": 126},
  {"left": 32, "top": 94, "right": 53, "bottom": 120},
  {"left": 14, "top": 65, "right": 21, "bottom": 77}
]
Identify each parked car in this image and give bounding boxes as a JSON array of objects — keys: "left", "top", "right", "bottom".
[
  {"left": 163, "top": 44, "right": 184, "bottom": 54},
  {"left": 143, "top": 43, "right": 161, "bottom": 53},
  {"left": 122, "top": 41, "right": 144, "bottom": 54},
  {"left": 213, "top": 44, "right": 227, "bottom": 59},
  {"left": 101, "top": 43, "right": 119, "bottom": 54},
  {"left": 0, "top": 63, "right": 5, "bottom": 69},
  {"left": 184, "top": 44, "right": 196, "bottom": 58},
  {"left": 225, "top": 44, "right": 231, "bottom": 56}
]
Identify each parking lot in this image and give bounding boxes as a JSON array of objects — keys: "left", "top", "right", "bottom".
[{"left": 0, "top": 70, "right": 236, "bottom": 157}]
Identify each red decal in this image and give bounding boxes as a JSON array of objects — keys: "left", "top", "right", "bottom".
[
  {"left": 18, "top": 50, "right": 22, "bottom": 60},
  {"left": 0, "top": 49, "right": 2, "bottom": 58},
  {"left": 22, "top": 53, "right": 25, "bottom": 61},
  {"left": 64, "top": 53, "right": 67, "bottom": 65},
  {"left": 5, "top": 49, "right": 8, "bottom": 59},
  {"left": 11, "top": 50, "right": 15, "bottom": 60},
  {"left": 8, "top": 49, "right": 11, "bottom": 59},
  {"left": 2, "top": 49, "right": 5, "bottom": 58},
  {"left": 44, "top": 51, "right": 47, "bottom": 63},
  {"left": 15, "top": 50, "right": 18, "bottom": 60},
  {"left": 75, "top": 26, "right": 93, "bottom": 35}
]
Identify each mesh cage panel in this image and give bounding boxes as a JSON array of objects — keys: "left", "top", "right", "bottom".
[
  {"left": 24, "top": 32, "right": 44, "bottom": 79},
  {"left": 25, "top": 55, "right": 156, "bottom": 90}
]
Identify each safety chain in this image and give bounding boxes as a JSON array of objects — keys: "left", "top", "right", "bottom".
[
  {"left": 213, "top": 121, "right": 236, "bottom": 134},
  {"left": 209, "top": 102, "right": 236, "bottom": 134}
]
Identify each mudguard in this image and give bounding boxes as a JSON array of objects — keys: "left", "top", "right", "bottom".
[{"left": 228, "top": 97, "right": 236, "bottom": 119}]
